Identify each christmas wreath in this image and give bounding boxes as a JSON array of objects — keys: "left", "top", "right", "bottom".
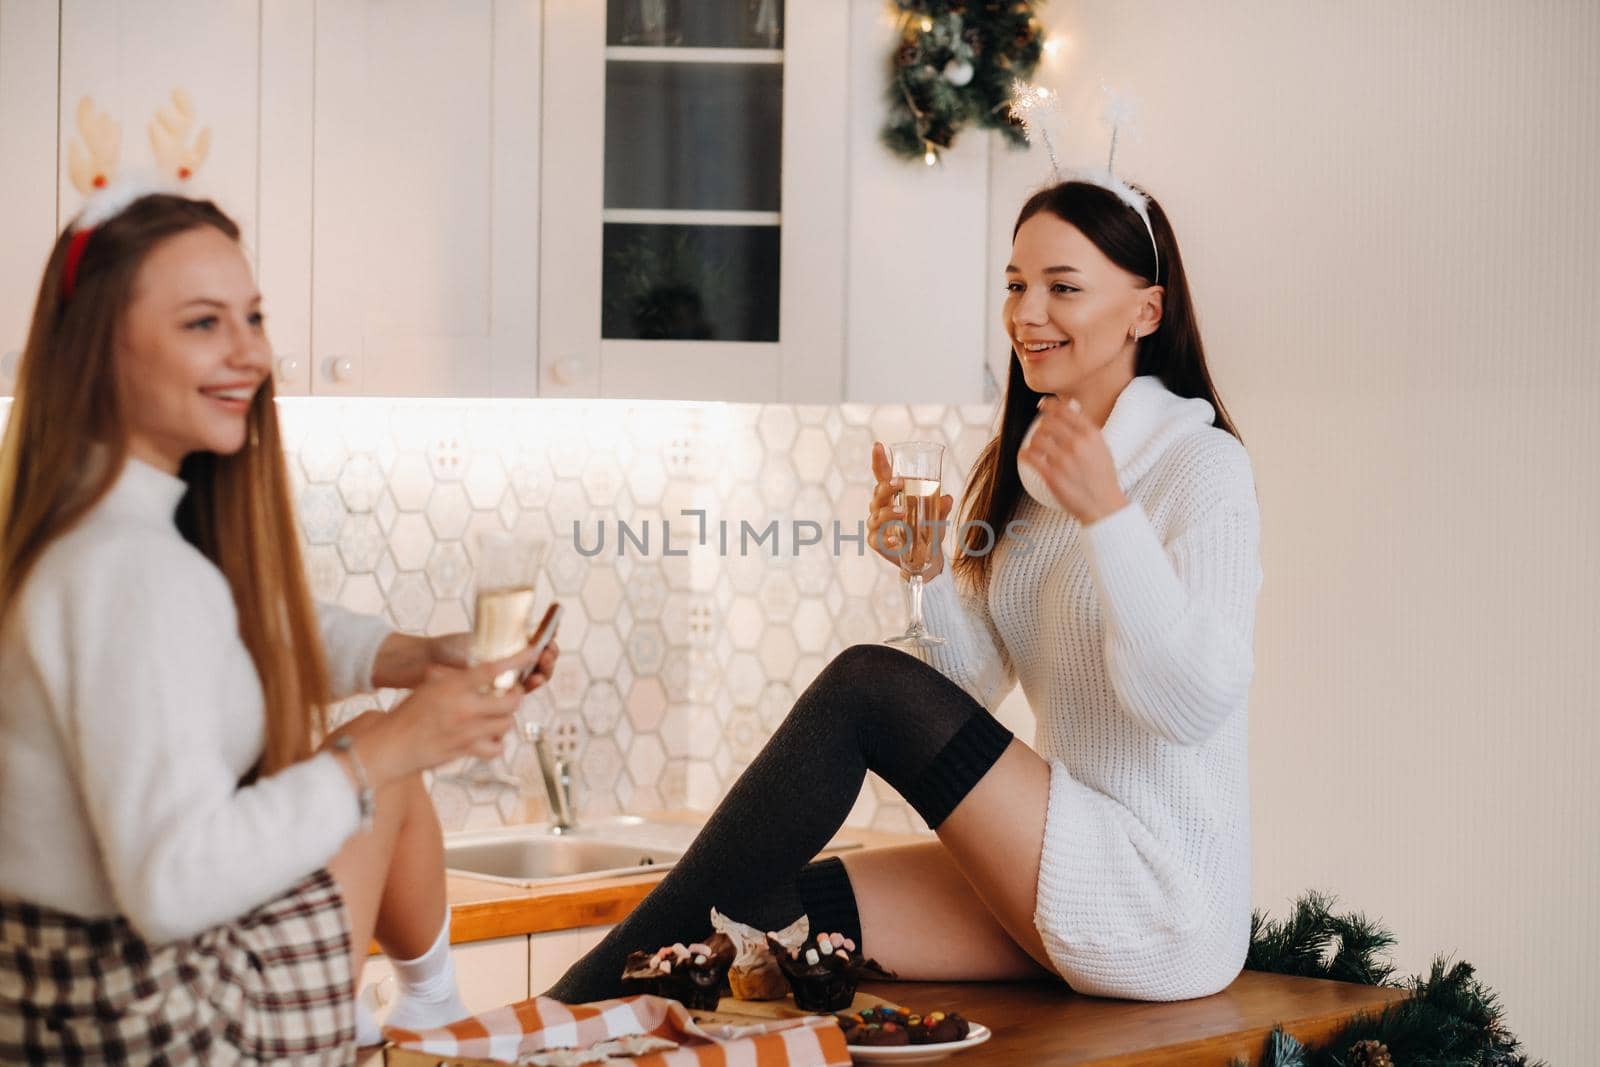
[
  {"left": 880, "top": 1, "right": 1046, "bottom": 165},
  {"left": 1240, "top": 892, "right": 1544, "bottom": 1066}
]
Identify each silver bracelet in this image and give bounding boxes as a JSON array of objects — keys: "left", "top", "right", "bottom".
[{"left": 331, "top": 734, "right": 377, "bottom": 832}]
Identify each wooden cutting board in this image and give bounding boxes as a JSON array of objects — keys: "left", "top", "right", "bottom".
[{"left": 688, "top": 988, "right": 905, "bottom": 1030}]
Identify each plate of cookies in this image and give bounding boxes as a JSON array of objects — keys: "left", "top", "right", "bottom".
[{"left": 833, "top": 1006, "right": 991, "bottom": 1062}]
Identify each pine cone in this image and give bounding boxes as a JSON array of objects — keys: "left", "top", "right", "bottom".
[{"left": 1346, "top": 1038, "right": 1393, "bottom": 1067}]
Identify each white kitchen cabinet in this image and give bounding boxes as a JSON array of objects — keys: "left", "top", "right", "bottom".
[
  {"left": 300, "top": 0, "right": 541, "bottom": 398},
  {"left": 0, "top": 0, "right": 60, "bottom": 397},
  {"left": 44, "top": 0, "right": 542, "bottom": 400},
  {"left": 529, "top": 924, "right": 615, "bottom": 997},
  {"left": 57, "top": 1, "right": 261, "bottom": 257},
  {"left": 24, "top": 1, "right": 992, "bottom": 405},
  {"left": 362, "top": 934, "right": 532, "bottom": 1022},
  {"left": 47, "top": 1, "right": 320, "bottom": 394},
  {"left": 539, "top": 0, "right": 848, "bottom": 403}
]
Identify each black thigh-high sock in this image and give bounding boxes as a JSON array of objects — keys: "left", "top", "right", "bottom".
[{"left": 542, "top": 644, "right": 1013, "bottom": 1003}]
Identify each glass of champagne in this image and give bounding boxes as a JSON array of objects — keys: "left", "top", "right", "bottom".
[
  {"left": 883, "top": 441, "right": 946, "bottom": 648},
  {"left": 445, "top": 531, "right": 548, "bottom": 787},
  {"left": 472, "top": 531, "right": 548, "bottom": 694}
]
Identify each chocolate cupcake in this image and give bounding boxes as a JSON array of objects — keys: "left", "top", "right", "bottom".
[
  {"left": 767, "top": 930, "right": 894, "bottom": 1012},
  {"left": 664, "top": 934, "right": 735, "bottom": 1010},
  {"left": 619, "top": 933, "right": 735, "bottom": 1010},
  {"left": 710, "top": 908, "right": 805, "bottom": 1001},
  {"left": 620, "top": 949, "right": 667, "bottom": 996}
]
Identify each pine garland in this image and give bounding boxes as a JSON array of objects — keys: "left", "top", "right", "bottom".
[
  {"left": 880, "top": 1, "right": 1046, "bottom": 164},
  {"left": 1236, "top": 892, "right": 1546, "bottom": 1067}
]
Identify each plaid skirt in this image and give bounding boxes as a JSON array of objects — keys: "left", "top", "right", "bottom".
[{"left": 0, "top": 868, "right": 355, "bottom": 1064}]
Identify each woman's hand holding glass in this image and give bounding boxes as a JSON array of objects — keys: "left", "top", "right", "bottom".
[
  {"left": 327, "top": 645, "right": 545, "bottom": 789},
  {"left": 870, "top": 441, "right": 954, "bottom": 647},
  {"left": 371, "top": 631, "right": 560, "bottom": 694},
  {"left": 868, "top": 441, "right": 956, "bottom": 579}
]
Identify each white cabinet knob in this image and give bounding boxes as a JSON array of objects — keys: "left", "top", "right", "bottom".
[
  {"left": 1, "top": 351, "right": 19, "bottom": 382},
  {"left": 327, "top": 357, "right": 356, "bottom": 384},
  {"left": 550, "top": 356, "right": 588, "bottom": 385},
  {"left": 274, "top": 356, "right": 300, "bottom": 382}
]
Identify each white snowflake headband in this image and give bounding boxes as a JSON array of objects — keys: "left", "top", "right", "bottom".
[
  {"left": 1009, "top": 82, "right": 1160, "bottom": 286},
  {"left": 62, "top": 90, "right": 212, "bottom": 298}
]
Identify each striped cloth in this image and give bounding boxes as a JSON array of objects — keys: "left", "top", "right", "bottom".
[
  {"left": 386, "top": 994, "right": 850, "bottom": 1066},
  {"left": 0, "top": 868, "right": 354, "bottom": 1064}
]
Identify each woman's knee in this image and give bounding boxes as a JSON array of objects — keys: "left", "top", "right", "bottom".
[
  {"left": 824, "top": 644, "right": 911, "bottom": 688},
  {"left": 790, "top": 644, "right": 905, "bottom": 720}
]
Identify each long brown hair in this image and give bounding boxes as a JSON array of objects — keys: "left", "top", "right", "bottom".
[
  {"left": 0, "top": 194, "right": 330, "bottom": 774},
  {"left": 953, "top": 180, "right": 1243, "bottom": 590}
]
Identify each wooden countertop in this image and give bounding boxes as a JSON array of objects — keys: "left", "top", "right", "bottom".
[
  {"left": 406, "top": 815, "right": 1410, "bottom": 1064},
  {"left": 442, "top": 812, "right": 927, "bottom": 944},
  {"left": 849, "top": 971, "right": 1409, "bottom": 1065},
  {"left": 376, "top": 971, "right": 1407, "bottom": 1066}
]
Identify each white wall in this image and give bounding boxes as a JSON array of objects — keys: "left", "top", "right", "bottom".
[
  {"left": 986, "top": 2, "right": 1599, "bottom": 1060},
  {"left": 844, "top": 0, "right": 993, "bottom": 404}
]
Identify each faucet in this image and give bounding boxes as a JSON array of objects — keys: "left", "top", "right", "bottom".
[{"left": 522, "top": 720, "right": 578, "bottom": 835}]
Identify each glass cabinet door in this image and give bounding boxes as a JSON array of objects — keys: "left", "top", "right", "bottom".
[
  {"left": 600, "top": 13, "right": 784, "bottom": 344},
  {"left": 541, "top": 0, "right": 846, "bottom": 401}
]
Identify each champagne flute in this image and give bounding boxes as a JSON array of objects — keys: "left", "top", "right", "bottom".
[
  {"left": 883, "top": 441, "right": 946, "bottom": 648},
  {"left": 450, "top": 532, "right": 547, "bottom": 787},
  {"left": 472, "top": 531, "right": 548, "bottom": 693}
]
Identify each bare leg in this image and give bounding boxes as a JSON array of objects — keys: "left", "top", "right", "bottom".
[
  {"left": 371, "top": 777, "right": 449, "bottom": 959},
  {"left": 325, "top": 772, "right": 428, "bottom": 984},
  {"left": 844, "top": 739, "right": 1057, "bottom": 979},
  {"left": 843, "top": 841, "right": 1049, "bottom": 980}
]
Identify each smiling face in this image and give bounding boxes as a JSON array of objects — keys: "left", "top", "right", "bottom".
[
  {"left": 115, "top": 226, "right": 271, "bottom": 473},
  {"left": 1003, "top": 211, "right": 1162, "bottom": 421}
]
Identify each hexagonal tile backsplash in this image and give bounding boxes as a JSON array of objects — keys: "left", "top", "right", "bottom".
[{"left": 0, "top": 397, "right": 997, "bottom": 837}]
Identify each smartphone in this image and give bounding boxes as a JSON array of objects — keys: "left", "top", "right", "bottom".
[{"left": 516, "top": 602, "right": 563, "bottom": 688}]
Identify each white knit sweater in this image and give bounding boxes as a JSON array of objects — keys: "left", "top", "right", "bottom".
[
  {"left": 0, "top": 458, "right": 392, "bottom": 943},
  {"left": 914, "top": 375, "right": 1263, "bottom": 1001}
]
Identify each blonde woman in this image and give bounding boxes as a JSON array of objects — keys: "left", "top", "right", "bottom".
[{"left": 0, "top": 193, "right": 554, "bottom": 1061}]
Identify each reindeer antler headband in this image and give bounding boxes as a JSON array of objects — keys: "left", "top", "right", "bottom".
[{"left": 62, "top": 89, "right": 212, "bottom": 299}]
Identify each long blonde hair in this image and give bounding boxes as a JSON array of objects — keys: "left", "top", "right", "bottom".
[{"left": 0, "top": 194, "right": 331, "bottom": 775}]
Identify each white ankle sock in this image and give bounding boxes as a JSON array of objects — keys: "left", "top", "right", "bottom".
[
  {"left": 381, "top": 912, "right": 470, "bottom": 1032},
  {"left": 354, "top": 995, "right": 383, "bottom": 1047}
]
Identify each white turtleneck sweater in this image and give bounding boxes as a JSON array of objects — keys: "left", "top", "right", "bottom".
[
  {"left": 0, "top": 458, "right": 393, "bottom": 944},
  {"left": 913, "top": 375, "right": 1263, "bottom": 1001}
]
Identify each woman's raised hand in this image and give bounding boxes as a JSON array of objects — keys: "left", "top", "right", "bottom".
[
  {"left": 1018, "top": 397, "right": 1128, "bottom": 525},
  {"left": 868, "top": 441, "right": 955, "bottom": 579}
]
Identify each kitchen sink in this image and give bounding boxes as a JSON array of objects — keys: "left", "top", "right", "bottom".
[
  {"left": 444, "top": 817, "right": 689, "bottom": 887},
  {"left": 446, "top": 836, "right": 681, "bottom": 885},
  {"left": 444, "top": 816, "right": 861, "bottom": 888}
]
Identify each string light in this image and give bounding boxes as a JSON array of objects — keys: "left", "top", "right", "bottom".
[
  {"left": 920, "top": 16, "right": 934, "bottom": 31},
  {"left": 923, "top": 143, "right": 938, "bottom": 166}
]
